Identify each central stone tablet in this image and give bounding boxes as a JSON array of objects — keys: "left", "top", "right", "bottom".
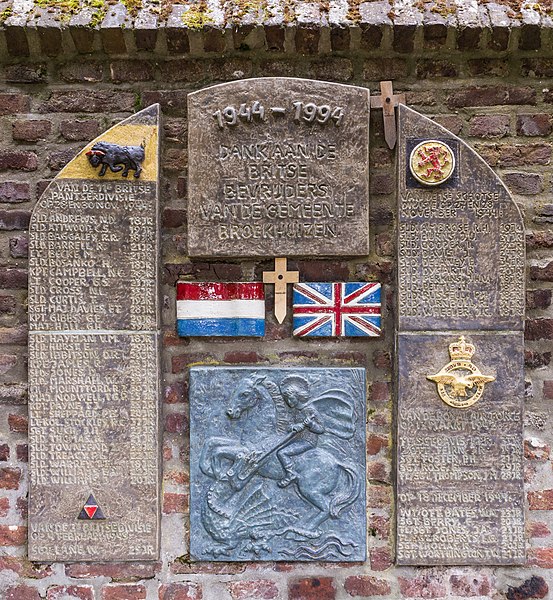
[
  {"left": 189, "top": 367, "right": 366, "bottom": 561},
  {"left": 187, "top": 78, "right": 370, "bottom": 257}
]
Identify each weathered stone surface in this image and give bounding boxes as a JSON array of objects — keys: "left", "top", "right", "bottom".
[
  {"left": 187, "top": 78, "right": 370, "bottom": 257},
  {"left": 396, "top": 332, "right": 525, "bottom": 565},
  {"left": 397, "top": 105, "right": 525, "bottom": 331},
  {"left": 28, "top": 106, "right": 161, "bottom": 562},
  {"left": 189, "top": 367, "right": 366, "bottom": 561},
  {"left": 396, "top": 105, "right": 525, "bottom": 566}
]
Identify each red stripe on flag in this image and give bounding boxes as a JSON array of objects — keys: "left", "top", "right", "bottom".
[{"left": 177, "top": 282, "right": 264, "bottom": 301}]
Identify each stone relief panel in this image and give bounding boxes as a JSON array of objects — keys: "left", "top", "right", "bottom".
[{"left": 189, "top": 367, "right": 366, "bottom": 561}]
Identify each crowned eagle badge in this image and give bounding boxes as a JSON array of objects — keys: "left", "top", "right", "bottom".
[{"left": 427, "top": 336, "right": 495, "bottom": 409}]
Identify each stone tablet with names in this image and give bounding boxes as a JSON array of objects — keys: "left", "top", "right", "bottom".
[
  {"left": 187, "top": 78, "right": 370, "bottom": 257},
  {"left": 28, "top": 106, "right": 160, "bottom": 562},
  {"left": 396, "top": 105, "right": 525, "bottom": 565}
]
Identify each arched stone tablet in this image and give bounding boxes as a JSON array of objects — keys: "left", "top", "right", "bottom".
[
  {"left": 396, "top": 106, "right": 525, "bottom": 565},
  {"left": 28, "top": 106, "right": 160, "bottom": 562},
  {"left": 187, "top": 78, "right": 370, "bottom": 257}
]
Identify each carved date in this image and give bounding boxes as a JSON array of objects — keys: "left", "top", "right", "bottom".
[
  {"left": 213, "top": 101, "right": 265, "bottom": 128},
  {"left": 293, "top": 102, "right": 344, "bottom": 126}
]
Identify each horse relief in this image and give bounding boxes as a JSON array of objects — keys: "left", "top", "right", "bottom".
[{"left": 189, "top": 367, "right": 366, "bottom": 562}]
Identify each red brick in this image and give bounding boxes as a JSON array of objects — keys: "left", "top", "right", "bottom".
[
  {"left": 523, "top": 58, "right": 553, "bottom": 77},
  {"left": 375, "top": 233, "right": 394, "bottom": 257},
  {"left": 203, "top": 28, "right": 226, "bottom": 53},
  {"left": 0, "top": 556, "right": 52, "bottom": 578},
  {"left": 432, "top": 115, "right": 463, "bottom": 135},
  {"left": 163, "top": 209, "right": 186, "bottom": 228},
  {"left": 367, "top": 434, "right": 388, "bottom": 455},
  {"left": 361, "top": 24, "right": 383, "bottom": 50},
  {"left": 102, "top": 584, "right": 146, "bottom": 600},
  {"left": 331, "top": 27, "right": 350, "bottom": 51},
  {"left": 59, "top": 61, "right": 104, "bottom": 83},
  {"left": 475, "top": 143, "right": 551, "bottom": 168},
  {"left": 525, "top": 350, "right": 551, "bottom": 369},
  {"left": 296, "top": 27, "right": 320, "bottom": 54},
  {"left": 525, "top": 438, "right": 550, "bottom": 460},
  {"left": 164, "top": 469, "right": 188, "bottom": 485},
  {"left": 66, "top": 562, "right": 159, "bottom": 580},
  {"left": 369, "top": 514, "right": 390, "bottom": 540},
  {"left": 447, "top": 86, "right": 536, "bottom": 108},
  {"left": 13, "top": 119, "right": 51, "bottom": 142},
  {"left": 60, "top": 119, "right": 101, "bottom": 142},
  {"left": 416, "top": 60, "right": 458, "bottom": 78},
  {"left": 16, "top": 443, "right": 28, "bottom": 462},
  {"left": 529, "top": 489, "right": 553, "bottom": 509},
  {"left": 370, "top": 173, "right": 394, "bottom": 195},
  {"left": 393, "top": 25, "right": 416, "bottom": 53},
  {"left": 6, "top": 584, "right": 40, "bottom": 600},
  {"left": 457, "top": 27, "right": 481, "bottom": 50},
  {"left": 424, "top": 23, "right": 447, "bottom": 48},
  {"left": 110, "top": 60, "right": 154, "bottom": 82},
  {"left": 468, "top": 114, "right": 510, "bottom": 138},
  {"left": 367, "top": 461, "right": 389, "bottom": 482},
  {"left": 373, "top": 350, "right": 391, "bottom": 370},
  {"left": 0, "top": 467, "right": 20, "bottom": 489},
  {"left": 0, "top": 295, "right": 16, "bottom": 314},
  {"left": 449, "top": 574, "right": 491, "bottom": 597},
  {"left": 159, "top": 582, "right": 203, "bottom": 600},
  {"left": 520, "top": 25, "right": 541, "bottom": 50},
  {"left": 165, "top": 381, "right": 186, "bottom": 404},
  {"left": 398, "top": 576, "right": 446, "bottom": 598},
  {"left": 142, "top": 90, "right": 189, "bottom": 113},
  {"left": 468, "top": 58, "right": 509, "bottom": 77},
  {"left": 528, "top": 520, "right": 551, "bottom": 538},
  {"left": 367, "top": 484, "right": 391, "bottom": 508},
  {"left": 8, "top": 413, "right": 27, "bottom": 433},
  {"left": 0, "top": 353, "right": 17, "bottom": 374},
  {"left": 227, "top": 579, "right": 278, "bottom": 599},
  {"left": 10, "top": 234, "right": 28, "bottom": 258},
  {"left": 307, "top": 57, "right": 353, "bottom": 83},
  {"left": 289, "top": 577, "right": 335, "bottom": 600},
  {"left": 16, "top": 497, "right": 27, "bottom": 519},
  {"left": 0, "top": 524, "right": 27, "bottom": 545},
  {"left": 507, "top": 576, "right": 548, "bottom": 599},
  {"left": 40, "top": 90, "right": 135, "bottom": 113},
  {"left": 49, "top": 148, "right": 78, "bottom": 171},
  {"left": 369, "top": 546, "right": 392, "bottom": 571},
  {"left": 363, "top": 58, "right": 407, "bottom": 80},
  {"left": 526, "top": 319, "right": 553, "bottom": 340},
  {"left": 0, "top": 93, "right": 30, "bottom": 115},
  {"left": 165, "top": 412, "right": 187, "bottom": 434},
  {"left": 527, "top": 289, "right": 552, "bottom": 310},
  {"left": 0, "top": 182, "right": 30, "bottom": 203},
  {"left": 0, "top": 444, "right": 9, "bottom": 461},
  {"left": 224, "top": 351, "right": 263, "bottom": 364},
  {"left": 369, "top": 381, "right": 390, "bottom": 403},
  {"left": 0, "top": 150, "right": 37, "bottom": 171},
  {"left": 164, "top": 149, "right": 188, "bottom": 171},
  {"left": 503, "top": 172, "right": 543, "bottom": 195},
  {"left": 0, "top": 209, "right": 31, "bottom": 230},
  {"left": 0, "top": 325, "right": 28, "bottom": 343},
  {"left": 344, "top": 575, "right": 391, "bottom": 597},
  {"left": 210, "top": 58, "right": 253, "bottom": 81},
  {"left": 517, "top": 113, "right": 552, "bottom": 136},
  {"left": 530, "top": 262, "right": 553, "bottom": 282},
  {"left": 529, "top": 547, "right": 553, "bottom": 567},
  {"left": 0, "top": 496, "right": 9, "bottom": 517},
  {"left": 47, "top": 585, "right": 95, "bottom": 600},
  {"left": 163, "top": 492, "right": 188, "bottom": 514},
  {"left": 166, "top": 29, "right": 190, "bottom": 53},
  {"left": 171, "top": 353, "right": 214, "bottom": 373},
  {"left": 5, "top": 63, "right": 47, "bottom": 83}
]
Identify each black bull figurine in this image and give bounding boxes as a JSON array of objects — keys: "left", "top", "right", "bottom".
[{"left": 86, "top": 141, "right": 145, "bottom": 178}]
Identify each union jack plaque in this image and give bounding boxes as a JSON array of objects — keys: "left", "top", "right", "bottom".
[{"left": 293, "top": 282, "right": 381, "bottom": 337}]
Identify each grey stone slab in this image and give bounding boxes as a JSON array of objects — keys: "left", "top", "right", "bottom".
[
  {"left": 28, "top": 106, "right": 161, "bottom": 562},
  {"left": 187, "top": 78, "right": 370, "bottom": 257},
  {"left": 396, "top": 332, "right": 525, "bottom": 566},
  {"left": 189, "top": 367, "right": 366, "bottom": 561},
  {"left": 28, "top": 332, "right": 159, "bottom": 562},
  {"left": 397, "top": 105, "right": 525, "bottom": 331}
]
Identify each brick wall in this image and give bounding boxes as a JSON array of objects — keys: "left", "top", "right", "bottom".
[{"left": 0, "top": 15, "right": 552, "bottom": 600}]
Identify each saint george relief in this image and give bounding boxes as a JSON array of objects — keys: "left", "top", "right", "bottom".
[{"left": 189, "top": 367, "right": 366, "bottom": 561}]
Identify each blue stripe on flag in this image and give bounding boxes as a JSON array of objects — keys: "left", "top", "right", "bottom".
[
  {"left": 344, "top": 316, "right": 381, "bottom": 337},
  {"left": 177, "top": 318, "right": 265, "bottom": 337},
  {"left": 292, "top": 316, "right": 333, "bottom": 337}
]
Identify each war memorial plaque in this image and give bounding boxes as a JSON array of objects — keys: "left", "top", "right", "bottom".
[
  {"left": 28, "top": 106, "right": 160, "bottom": 561},
  {"left": 187, "top": 78, "right": 370, "bottom": 257},
  {"left": 189, "top": 367, "right": 366, "bottom": 561},
  {"left": 396, "top": 106, "right": 525, "bottom": 565}
]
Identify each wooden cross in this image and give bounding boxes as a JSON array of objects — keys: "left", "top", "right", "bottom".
[
  {"left": 370, "top": 81, "right": 406, "bottom": 150},
  {"left": 263, "top": 258, "right": 299, "bottom": 324}
]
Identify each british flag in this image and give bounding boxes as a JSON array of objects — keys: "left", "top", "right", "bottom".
[{"left": 293, "top": 282, "right": 381, "bottom": 337}]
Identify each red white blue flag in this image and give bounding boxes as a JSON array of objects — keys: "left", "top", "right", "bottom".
[
  {"left": 177, "top": 282, "right": 265, "bottom": 337},
  {"left": 293, "top": 282, "right": 381, "bottom": 337}
]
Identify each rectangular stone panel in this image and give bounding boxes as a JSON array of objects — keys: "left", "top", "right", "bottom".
[
  {"left": 188, "top": 78, "right": 370, "bottom": 257},
  {"left": 29, "top": 178, "right": 157, "bottom": 332},
  {"left": 190, "top": 367, "right": 366, "bottom": 561},
  {"left": 29, "top": 332, "right": 159, "bottom": 562},
  {"left": 396, "top": 332, "right": 524, "bottom": 565}
]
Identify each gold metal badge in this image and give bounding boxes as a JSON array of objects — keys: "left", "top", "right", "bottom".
[
  {"left": 409, "top": 140, "right": 455, "bottom": 186},
  {"left": 427, "top": 336, "right": 495, "bottom": 409}
]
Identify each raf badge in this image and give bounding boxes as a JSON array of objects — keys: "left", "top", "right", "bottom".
[
  {"left": 409, "top": 140, "right": 455, "bottom": 186},
  {"left": 427, "top": 336, "right": 495, "bottom": 409}
]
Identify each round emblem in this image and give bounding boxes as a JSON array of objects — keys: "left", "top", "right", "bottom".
[
  {"left": 434, "top": 360, "right": 485, "bottom": 409},
  {"left": 409, "top": 140, "right": 455, "bottom": 186}
]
